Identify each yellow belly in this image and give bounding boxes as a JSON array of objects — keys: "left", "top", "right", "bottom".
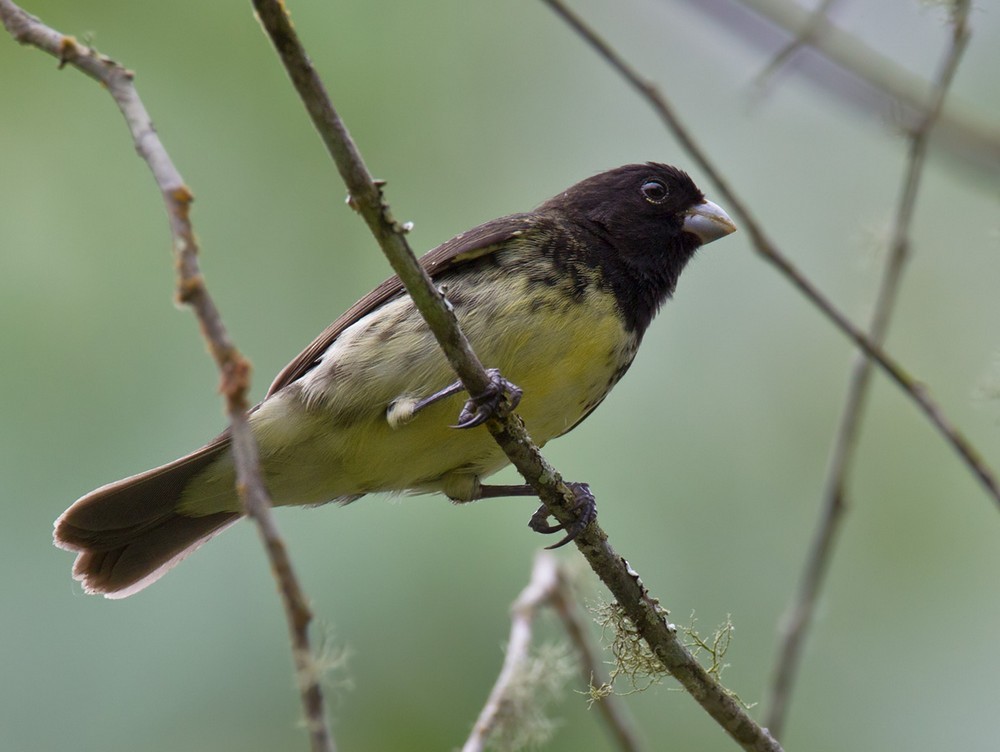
[{"left": 180, "top": 262, "right": 638, "bottom": 514}]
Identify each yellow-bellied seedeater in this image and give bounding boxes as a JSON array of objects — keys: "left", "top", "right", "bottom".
[{"left": 55, "top": 163, "right": 735, "bottom": 598}]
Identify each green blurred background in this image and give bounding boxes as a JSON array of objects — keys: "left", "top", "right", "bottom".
[{"left": 3, "top": 1, "right": 999, "bottom": 750}]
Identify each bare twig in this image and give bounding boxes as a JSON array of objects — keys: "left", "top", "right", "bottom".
[
  {"left": 0, "top": 4, "right": 335, "bottom": 751},
  {"left": 764, "top": 1, "right": 973, "bottom": 737},
  {"left": 698, "top": 0, "right": 999, "bottom": 176},
  {"left": 464, "top": 553, "right": 642, "bottom": 752},
  {"left": 541, "top": 0, "right": 1000, "bottom": 510},
  {"left": 752, "top": 0, "right": 837, "bottom": 92},
  {"left": 251, "top": 2, "right": 782, "bottom": 749},
  {"left": 462, "top": 552, "right": 563, "bottom": 752}
]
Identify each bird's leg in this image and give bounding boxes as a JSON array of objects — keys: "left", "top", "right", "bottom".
[
  {"left": 404, "top": 381, "right": 467, "bottom": 415},
  {"left": 386, "top": 383, "right": 465, "bottom": 428},
  {"left": 475, "top": 482, "right": 597, "bottom": 549},
  {"left": 386, "top": 368, "right": 522, "bottom": 429}
]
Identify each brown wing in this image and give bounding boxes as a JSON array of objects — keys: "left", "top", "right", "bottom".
[{"left": 265, "top": 212, "right": 538, "bottom": 397}]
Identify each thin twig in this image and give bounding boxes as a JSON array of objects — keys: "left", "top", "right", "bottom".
[
  {"left": 764, "top": 2, "right": 973, "bottom": 738},
  {"left": 549, "top": 566, "right": 644, "bottom": 752},
  {"left": 464, "top": 553, "right": 642, "bottom": 752},
  {"left": 752, "top": 0, "right": 837, "bottom": 92},
  {"left": 462, "top": 552, "right": 562, "bottom": 752},
  {"left": 251, "top": 2, "right": 782, "bottom": 749},
  {"left": 705, "top": 0, "right": 999, "bottom": 176},
  {"left": 0, "top": 4, "right": 335, "bottom": 751},
  {"left": 541, "top": 0, "right": 1000, "bottom": 510}
]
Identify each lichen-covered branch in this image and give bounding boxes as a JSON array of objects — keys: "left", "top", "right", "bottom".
[
  {"left": 549, "top": 569, "right": 644, "bottom": 752},
  {"left": 462, "top": 552, "right": 565, "bottom": 752},
  {"left": 464, "top": 553, "right": 644, "bottom": 752}
]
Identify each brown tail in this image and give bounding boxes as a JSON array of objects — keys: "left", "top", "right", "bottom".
[{"left": 54, "top": 438, "right": 240, "bottom": 598}]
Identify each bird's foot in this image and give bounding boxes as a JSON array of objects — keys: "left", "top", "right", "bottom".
[
  {"left": 528, "top": 482, "right": 597, "bottom": 549},
  {"left": 453, "top": 368, "right": 522, "bottom": 429}
]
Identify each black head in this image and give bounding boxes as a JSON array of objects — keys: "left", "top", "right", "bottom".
[{"left": 538, "top": 163, "right": 734, "bottom": 333}]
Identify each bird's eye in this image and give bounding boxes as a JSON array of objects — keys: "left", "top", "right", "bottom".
[{"left": 641, "top": 179, "right": 668, "bottom": 204}]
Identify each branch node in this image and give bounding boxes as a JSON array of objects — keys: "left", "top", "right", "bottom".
[
  {"left": 171, "top": 184, "right": 194, "bottom": 206},
  {"left": 174, "top": 271, "right": 203, "bottom": 304},
  {"left": 220, "top": 354, "right": 252, "bottom": 401},
  {"left": 57, "top": 35, "right": 76, "bottom": 68}
]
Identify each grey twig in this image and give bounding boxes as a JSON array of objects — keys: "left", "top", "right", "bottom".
[
  {"left": 541, "top": 0, "right": 1000, "bottom": 510},
  {"left": 716, "top": 0, "right": 999, "bottom": 176},
  {"left": 752, "top": 0, "right": 837, "bottom": 92},
  {"left": 0, "top": 3, "right": 335, "bottom": 751},
  {"left": 463, "top": 553, "right": 642, "bottom": 752},
  {"left": 764, "top": 1, "right": 973, "bottom": 738},
  {"left": 251, "top": 1, "right": 782, "bottom": 749},
  {"left": 462, "top": 552, "right": 562, "bottom": 752},
  {"left": 464, "top": 553, "right": 642, "bottom": 752}
]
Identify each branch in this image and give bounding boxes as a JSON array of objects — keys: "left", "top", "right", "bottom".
[
  {"left": 764, "top": 1, "right": 973, "bottom": 737},
  {"left": 706, "top": 0, "right": 999, "bottom": 177},
  {"left": 462, "top": 552, "right": 562, "bottom": 752},
  {"left": 752, "top": 0, "right": 836, "bottom": 92},
  {"left": 250, "top": 1, "right": 781, "bottom": 749},
  {"left": 465, "top": 552, "right": 643, "bottom": 752},
  {"left": 464, "top": 553, "right": 642, "bottom": 752},
  {"left": 541, "top": 0, "right": 1000, "bottom": 510},
  {"left": 548, "top": 565, "right": 644, "bottom": 752},
  {"left": 0, "top": 4, "right": 335, "bottom": 751}
]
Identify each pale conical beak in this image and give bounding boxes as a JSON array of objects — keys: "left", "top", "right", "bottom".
[{"left": 682, "top": 199, "right": 736, "bottom": 245}]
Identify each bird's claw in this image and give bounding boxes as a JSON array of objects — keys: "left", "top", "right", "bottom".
[
  {"left": 452, "top": 368, "right": 522, "bottom": 429},
  {"left": 528, "top": 482, "right": 597, "bottom": 549}
]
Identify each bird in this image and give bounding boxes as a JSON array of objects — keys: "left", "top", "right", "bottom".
[{"left": 54, "top": 162, "right": 736, "bottom": 598}]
